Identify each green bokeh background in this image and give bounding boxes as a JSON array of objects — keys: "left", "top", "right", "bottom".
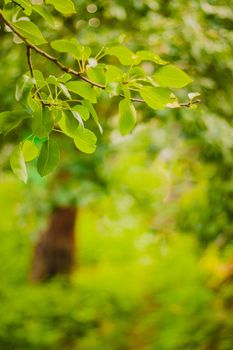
[{"left": 0, "top": 0, "right": 233, "bottom": 349}]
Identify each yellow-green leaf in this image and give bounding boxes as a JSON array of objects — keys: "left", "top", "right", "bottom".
[
  {"left": 105, "top": 65, "right": 123, "bottom": 85},
  {"left": 136, "top": 50, "right": 167, "bottom": 65},
  {"left": 118, "top": 99, "right": 137, "bottom": 135},
  {"left": 105, "top": 46, "right": 140, "bottom": 66},
  {"left": 66, "top": 81, "right": 97, "bottom": 103},
  {"left": 140, "top": 86, "right": 172, "bottom": 110},
  {"left": 73, "top": 128, "right": 97, "bottom": 154},
  {"left": 51, "top": 40, "right": 80, "bottom": 59},
  {"left": 14, "top": 20, "right": 47, "bottom": 45},
  {"left": 72, "top": 105, "right": 90, "bottom": 121},
  {"left": 45, "top": 0, "right": 76, "bottom": 14},
  {"left": 153, "top": 65, "right": 193, "bottom": 88},
  {"left": 22, "top": 140, "right": 39, "bottom": 162}
]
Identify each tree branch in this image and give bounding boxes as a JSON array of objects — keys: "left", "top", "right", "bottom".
[
  {"left": 0, "top": 11, "right": 200, "bottom": 108},
  {"left": 0, "top": 12, "right": 104, "bottom": 87}
]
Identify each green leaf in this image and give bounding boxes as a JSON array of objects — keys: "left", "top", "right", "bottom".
[
  {"left": 15, "top": 0, "right": 32, "bottom": 16},
  {"left": 81, "top": 100, "right": 103, "bottom": 133},
  {"left": 14, "top": 20, "right": 47, "bottom": 45},
  {"left": 32, "top": 5, "right": 55, "bottom": 27},
  {"left": 153, "top": 65, "right": 193, "bottom": 88},
  {"left": 37, "top": 139, "right": 60, "bottom": 176},
  {"left": 79, "top": 45, "right": 92, "bottom": 61},
  {"left": 105, "top": 65, "right": 123, "bottom": 85},
  {"left": 72, "top": 111, "right": 84, "bottom": 128},
  {"left": 73, "top": 128, "right": 97, "bottom": 154},
  {"left": 27, "top": 94, "right": 39, "bottom": 113},
  {"left": 22, "top": 140, "right": 39, "bottom": 162},
  {"left": 128, "top": 67, "right": 146, "bottom": 79},
  {"left": 45, "top": 0, "right": 76, "bottom": 14},
  {"left": 58, "top": 110, "right": 79, "bottom": 137},
  {"left": 52, "top": 109, "right": 63, "bottom": 122},
  {"left": 46, "top": 75, "right": 57, "bottom": 85},
  {"left": 15, "top": 74, "right": 33, "bottom": 101},
  {"left": 32, "top": 70, "right": 45, "bottom": 87},
  {"left": 118, "top": 99, "right": 137, "bottom": 135},
  {"left": 58, "top": 73, "right": 72, "bottom": 83},
  {"left": 0, "top": 110, "right": 31, "bottom": 135},
  {"left": 72, "top": 105, "right": 90, "bottom": 121},
  {"left": 87, "top": 65, "right": 105, "bottom": 85},
  {"left": 140, "top": 86, "right": 172, "bottom": 110},
  {"left": 136, "top": 50, "right": 167, "bottom": 65},
  {"left": 54, "top": 40, "right": 92, "bottom": 61},
  {"left": 66, "top": 81, "right": 97, "bottom": 103},
  {"left": 58, "top": 114, "right": 69, "bottom": 136},
  {"left": 59, "top": 83, "right": 71, "bottom": 99},
  {"left": 105, "top": 46, "right": 140, "bottom": 66},
  {"left": 10, "top": 145, "right": 28, "bottom": 183},
  {"left": 32, "top": 106, "right": 54, "bottom": 138},
  {"left": 51, "top": 39, "right": 80, "bottom": 59}
]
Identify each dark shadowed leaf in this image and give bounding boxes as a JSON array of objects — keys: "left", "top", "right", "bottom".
[{"left": 37, "top": 138, "right": 60, "bottom": 176}]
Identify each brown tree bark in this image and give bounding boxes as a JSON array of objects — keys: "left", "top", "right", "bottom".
[{"left": 31, "top": 206, "right": 77, "bottom": 282}]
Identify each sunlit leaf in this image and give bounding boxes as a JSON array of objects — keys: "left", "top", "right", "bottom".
[
  {"left": 59, "top": 83, "right": 71, "bottom": 99},
  {"left": 105, "top": 46, "right": 140, "bottom": 66},
  {"left": 14, "top": 20, "right": 47, "bottom": 45},
  {"left": 72, "top": 105, "right": 90, "bottom": 121},
  {"left": 136, "top": 50, "right": 167, "bottom": 65},
  {"left": 153, "top": 65, "right": 192, "bottom": 88},
  {"left": 58, "top": 110, "right": 79, "bottom": 136},
  {"left": 140, "top": 86, "right": 172, "bottom": 110},
  {"left": 105, "top": 65, "right": 123, "bottom": 84},
  {"left": 45, "top": 0, "right": 76, "bottom": 14},
  {"left": 118, "top": 98, "right": 137, "bottom": 135},
  {"left": 73, "top": 128, "right": 97, "bottom": 154},
  {"left": 72, "top": 110, "right": 84, "bottom": 128},
  {"left": 87, "top": 65, "right": 105, "bottom": 85},
  {"left": 51, "top": 39, "right": 80, "bottom": 59},
  {"left": 66, "top": 81, "right": 97, "bottom": 103},
  {"left": 22, "top": 140, "right": 39, "bottom": 162}
]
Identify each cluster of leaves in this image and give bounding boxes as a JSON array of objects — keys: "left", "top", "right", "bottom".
[
  {"left": 0, "top": 0, "right": 197, "bottom": 182},
  {"left": 99, "top": 0, "right": 232, "bottom": 246}
]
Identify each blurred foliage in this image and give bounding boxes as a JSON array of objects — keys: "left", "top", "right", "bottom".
[
  {"left": 1, "top": 0, "right": 233, "bottom": 349},
  {"left": 0, "top": 170, "right": 218, "bottom": 350}
]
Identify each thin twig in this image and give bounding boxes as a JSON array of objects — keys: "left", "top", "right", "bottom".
[
  {"left": 11, "top": 0, "right": 25, "bottom": 11},
  {"left": 26, "top": 45, "right": 49, "bottom": 106},
  {"left": 0, "top": 12, "right": 104, "bottom": 88},
  {"left": 180, "top": 99, "right": 201, "bottom": 108},
  {"left": 26, "top": 46, "right": 34, "bottom": 77}
]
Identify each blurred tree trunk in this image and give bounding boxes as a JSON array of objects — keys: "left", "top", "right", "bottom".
[{"left": 31, "top": 206, "right": 77, "bottom": 282}]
